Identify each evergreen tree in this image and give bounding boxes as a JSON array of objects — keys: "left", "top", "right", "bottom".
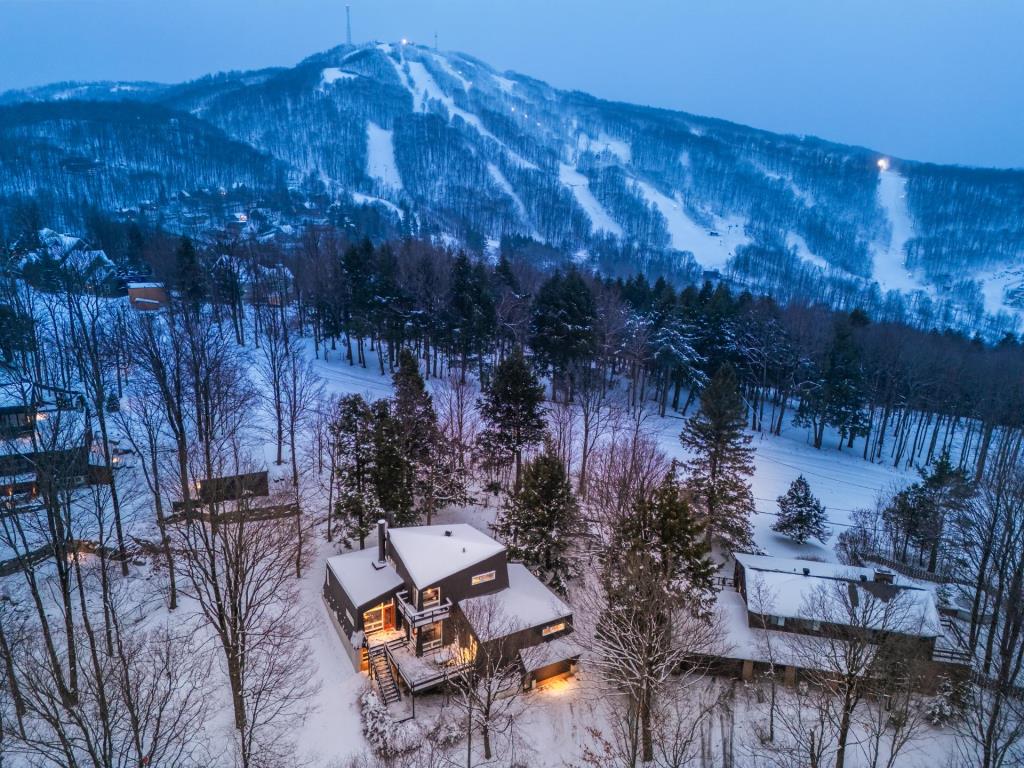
[
  {"left": 477, "top": 347, "right": 546, "bottom": 488},
  {"left": 369, "top": 398, "right": 414, "bottom": 526},
  {"left": 494, "top": 443, "right": 581, "bottom": 594},
  {"left": 530, "top": 269, "right": 597, "bottom": 401},
  {"left": 609, "top": 466, "right": 717, "bottom": 618},
  {"left": 448, "top": 252, "right": 496, "bottom": 381},
  {"left": 680, "top": 363, "right": 756, "bottom": 551},
  {"left": 391, "top": 348, "right": 459, "bottom": 524},
  {"left": 796, "top": 318, "right": 868, "bottom": 449},
  {"left": 772, "top": 475, "right": 830, "bottom": 545},
  {"left": 173, "top": 236, "right": 205, "bottom": 305},
  {"left": 332, "top": 394, "right": 380, "bottom": 549}
]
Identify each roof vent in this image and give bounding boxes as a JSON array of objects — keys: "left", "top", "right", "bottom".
[
  {"left": 444, "top": 530, "right": 453, "bottom": 537},
  {"left": 802, "top": 567, "right": 810, "bottom": 576},
  {"left": 859, "top": 574, "right": 868, "bottom": 582}
]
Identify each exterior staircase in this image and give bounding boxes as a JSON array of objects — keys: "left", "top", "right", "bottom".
[{"left": 368, "top": 644, "right": 401, "bottom": 705}]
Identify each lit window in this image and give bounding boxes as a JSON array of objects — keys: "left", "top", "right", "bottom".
[
  {"left": 542, "top": 622, "right": 566, "bottom": 637},
  {"left": 471, "top": 570, "right": 496, "bottom": 586},
  {"left": 422, "top": 587, "right": 441, "bottom": 608}
]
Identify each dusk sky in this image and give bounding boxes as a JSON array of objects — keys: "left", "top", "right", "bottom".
[{"left": 1, "top": 0, "right": 1021, "bottom": 168}]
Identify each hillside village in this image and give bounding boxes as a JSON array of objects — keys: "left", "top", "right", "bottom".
[{"left": 0, "top": 214, "right": 1017, "bottom": 768}]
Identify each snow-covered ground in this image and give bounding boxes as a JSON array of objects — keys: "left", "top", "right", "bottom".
[
  {"left": 365, "top": 122, "right": 402, "bottom": 191},
  {"left": 632, "top": 178, "right": 750, "bottom": 267},
  {"left": 873, "top": 168, "right": 927, "bottom": 295},
  {"left": 558, "top": 163, "right": 623, "bottom": 237}
]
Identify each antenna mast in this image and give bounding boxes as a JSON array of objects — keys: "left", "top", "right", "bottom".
[
  {"left": 346, "top": 4, "right": 352, "bottom": 45},
  {"left": 434, "top": 31, "right": 438, "bottom": 51}
]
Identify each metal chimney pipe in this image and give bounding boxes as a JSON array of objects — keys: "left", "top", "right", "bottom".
[{"left": 377, "top": 519, "right": 387, "bottom": 564}]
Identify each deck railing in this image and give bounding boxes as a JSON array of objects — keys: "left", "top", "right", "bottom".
[{"left": 396, "top": 590, "right": 452, "bottom": 629}]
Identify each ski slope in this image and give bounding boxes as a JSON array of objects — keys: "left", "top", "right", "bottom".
[
  {"left": 873, "top": 168, "right": 925, "bottom": 294},
  {"left": 365, "top": 122, "right": 402, "bottom": 191},
  {"left": 558, "top": 164, "right": 623, "bottom": 237}
]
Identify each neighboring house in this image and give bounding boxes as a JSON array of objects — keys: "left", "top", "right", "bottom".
[
  {"left": 0, "top": 375, "right": 99, "bottom": 497},
  {"left": 324, "top": 522, "right": 579, "bottom": 704},
  {"left": 126, "top": 282, "right": 170, "bottom": 311},
  {"left": 720, "top": 553, "right": 969, "bottom": 685},
  {"left": 733, "top": 553, "right": 942, "bottom": 651}
]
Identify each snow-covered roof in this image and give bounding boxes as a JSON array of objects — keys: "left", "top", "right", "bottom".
[
  {"left": 520, "top": 635, "right": 582, "bottom": 673},
  {"left": 126, "top": 282, "right": 164, "bottom": 290},
  {"left": 326, "top": 547, "right": 404, "bottom": 609},
  {"left": 461, "top": 564, "right": 571, "bottom": 642},
  {"left": 387, "top": 524, "right": 505, "bottom": 589},
  {"left": 735, "top": 553, "right": 941, "bottom": 637}
]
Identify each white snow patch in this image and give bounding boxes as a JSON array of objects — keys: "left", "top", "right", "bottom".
[
  {"left": 975, "top": 264, "right": 1024, "bottom": 317},
  {"left": 320, "top": 67, "right": 357, "bottom": 87},
  {"left": 631, "top": 179, "right": 749, "bottom": 267},
  {"left": 558, "top": 164, "right": 623, "bottom": 237},
  {"left": 389, "top": 53, "right": 537, "bottom": 170},
  {"left": 872, "top": 169, "right": 926, "bottom": 294},
  {"left": 786, "top": 232, "right": 830, "bottom": 271},
  {"left": 577, "top": 132, "right": 631, "bottom": 164},
  {"left": 431, "top": 53, "right": 473, "bottom": 91},
  {"left": 351, "top": 192, "right": 404, "bottom": 219},
  {"left": 365, "top": 122, "right": 402, "bottom": 190},
  {"left": 493, "top": 74, "right": 517, "bottom": 93},
  {"left": 486, "top": 163, "right": 539, "bottom": 238}
]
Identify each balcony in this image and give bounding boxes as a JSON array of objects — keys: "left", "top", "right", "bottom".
[{"left": 396, "top": 590, "right": 452, "bottom": 629}]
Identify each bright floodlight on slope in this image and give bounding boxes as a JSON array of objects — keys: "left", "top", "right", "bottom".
[
  {"left": 877, "top": 157, "right": 890, "bottom": 171},
  {"left": 401, "top": 38, "right": 409, "bottom": 45}
]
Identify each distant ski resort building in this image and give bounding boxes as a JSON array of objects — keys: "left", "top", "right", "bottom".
[{"left": 323, "top": 522, "right": 579, "bottom": 704}]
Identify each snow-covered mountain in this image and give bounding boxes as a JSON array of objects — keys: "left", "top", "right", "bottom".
[{"left": 2, "top": 42, "right": 1023, "bottom": 330}]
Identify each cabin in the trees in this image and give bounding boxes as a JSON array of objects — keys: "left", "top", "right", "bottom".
[
  {"left": 323, "top": 522, "right": 579, "bottom": 703},
  {"left": 0, "top": 375, "right": 99, "bottom": 497},
  {"left": 125, "top": 282, "right": 170, "bottom": 311}
]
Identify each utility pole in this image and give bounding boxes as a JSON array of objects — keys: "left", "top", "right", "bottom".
[{"left": 346, "top": 4, "right": 352, "bottom": 45}]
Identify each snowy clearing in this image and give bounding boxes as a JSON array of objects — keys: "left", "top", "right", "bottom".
[
  {"left": 558, "top": 163, "right": 623, "bottom": 237},
  {"left": 632, "top": 178, "right": 749, "bottom": 267},
  {"left": 873, "top": 168, "right": 926, "bottom": 294},
  {"left": 365, "top": 122, "right": 402, "bottom": 191}
]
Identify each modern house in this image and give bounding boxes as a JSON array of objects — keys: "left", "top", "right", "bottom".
[{"left": 323, "top": 522, "right": 579, "bottom": 704}]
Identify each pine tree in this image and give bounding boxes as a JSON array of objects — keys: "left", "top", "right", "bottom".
[
  {"left": 610, "top": 466, "right": 717, "bottom": 617},
  {"left": 333, "top": 394, "right": 380, "bottom": 549},
  {"left": 494, "top": 443, "right": 581, "bottom": 594},
  {"left": 174, "top": 237, "right": 205, "bottom": 305},
  {"left": 477, "top": 347, "right": 547, "bottom": 489},
  {"left": 530, "top": 269, "right": 597, "bottom": 401},
  {"left": 680, "top": 363, "right": 756, "bottom": 551},
  {"left": 772, "top": 475, "right": 830, "bottom": 545},
  {"left": 391, "top": 349, "right": 458, "bottom": 524},
  {"left": 369, "top": 398, "right": 414, "bottom": 526}
]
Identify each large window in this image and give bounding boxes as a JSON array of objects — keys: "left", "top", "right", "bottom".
[
  {"left": 363, "top": 604, "right": 385, "bottom": 633},
  {"left": 542, "top": 621, "right": 567, "bottom": 637},
  {"left": 422, "top": 586, "right": 441, "bottom": 608},
  {"left": 471, "top": 570, "right": 496, "bottom": 586},
  {"left": 421, "top": 621, "right": 443, "bottom": 652}
]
